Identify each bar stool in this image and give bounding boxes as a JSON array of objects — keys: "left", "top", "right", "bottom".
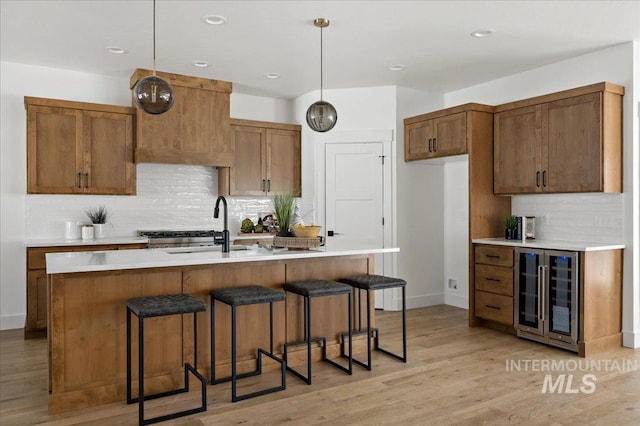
[
  {"left": 126, "top": 293, "right": 207, "bottom": 426},
  {"left": 210, "top": 285, "right": 286, "bottom": 402},
  {"left": 283, "top": 279, "right": 353, "bottom": 385},
  {"left": 339, "top": 275, "right": 407, "bottom": 370}
]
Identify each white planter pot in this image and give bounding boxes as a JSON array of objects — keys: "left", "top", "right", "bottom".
[{"left": 93, "top": 223, "right": 106, "bottom": 239}]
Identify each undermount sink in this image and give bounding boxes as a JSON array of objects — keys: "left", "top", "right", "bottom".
[{"left": 164, "top": 245, "right": 248, "bottom": 254}]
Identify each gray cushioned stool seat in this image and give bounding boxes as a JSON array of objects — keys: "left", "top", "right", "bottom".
[
  {"left": 211, "top": 285, "right": 285, "bottom": 306},
  {"left": 340, "top": 274, "right": 407, "bottom": 291},
  {"left": 127, "top": 294, "right": 206, "bottom": 318},
  {"left": 284, "top": 279, "right": 351, "bottom": 297}
]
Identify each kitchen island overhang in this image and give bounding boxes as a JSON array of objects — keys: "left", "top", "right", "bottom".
[{"left": 45, "top": 246, "right": 399, "bottom": 413}]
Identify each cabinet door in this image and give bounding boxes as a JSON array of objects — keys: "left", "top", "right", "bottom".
[
  {"left": 543, "top": 93, "right": 602, "bottom": 193},
  {"left": 83, "top": 111, "right": 135, "bottom": 195},
  {"left": 26, "top": 269, "right": 48, "bottom": 330},
  {"left": 405, "top": 120, "right": 433, "bottom": 161},
  {"left": 267, "top": 128, "right": 301, "bottom": 196},
  {"left": 135, "top": 85, "right": 232, "bottom": 166},
  {"left": 431, "top": 112, "right": 467, "bottom": 158},
  {"left": 229, "top": 125, "right": 267, "bottom": 196},
  {"left": 494, "top": 105, "right": 543, "bottom": 194},
  {"left": 27, "top": 105, "right": 84, "bottom": 194}
]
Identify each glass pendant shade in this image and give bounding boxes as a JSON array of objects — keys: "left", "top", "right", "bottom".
[
  {"left": 306, "top": 100, "right": 337, "bottom": 132},
  {"left": 133, "top": 75, "right": 174, "bottom": 115}
]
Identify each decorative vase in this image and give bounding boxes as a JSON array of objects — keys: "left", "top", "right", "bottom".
[
  {"left": 93, "top": 223, "right": 106, "bottom": 239},
  {"left": 505, "top": 228, "right": 516, "bottom": 240}
]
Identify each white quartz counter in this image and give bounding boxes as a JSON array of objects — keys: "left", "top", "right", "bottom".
[
  {"left": 46, "top": 246, "right": 399, "bottom": 274},
  {"left": 25, "top": 236, "right": 149, "bottom": 248},
  {"left": 472, "top": 238, "right": 624, "bottom": 252}
]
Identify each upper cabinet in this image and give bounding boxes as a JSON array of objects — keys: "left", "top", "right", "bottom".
[
  {"left": 404, "top": 110, "right": 468, "bottom": 161},
  {"left": 130, "top": 69, "right": 233, "bottom": 167},
  {"left": 494, "top": 82, "right": 623, "bottom": 195},
  {"left": 219, "top": 118, "right": 301, "bottom": 197},
  {"left": 25, "top": 97, "right": 135, "bottom": 195}
]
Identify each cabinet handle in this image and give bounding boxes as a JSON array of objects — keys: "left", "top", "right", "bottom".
[
  {"left": 486, "top": 304, "right": 501, "bottom": 310},
  {"left": 485, "top": 277, "right": 501, "bottom": 282},
  {"left": 536, "top": 171, "right": 541, "bottom": 187},
  {"left": 427, "top": 138, "right": 432, "bottom": 152},
  {"left": 261, "top": 179, "right": 266, "bottom": 191},
  {"left": 84, "top": 173, "right": 89, "bottom": 188},
  {"left": 77, "top": 172, "right": 82, "bottom": 188},
  {"left": 485, "top": 254, "right": 501, "bottom": 259},
  {"left": 433, "top": 137, "right": 437, "bottom": 152},
  {"left": 267, "top": 179, "right": 271, "bottom": 192},
  {"left": 542, "top": 170, "right": 547, "bottom": 187}
]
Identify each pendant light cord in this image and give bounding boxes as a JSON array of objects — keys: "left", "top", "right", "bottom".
[
  {"left": 319, "top": 25, "right": 324, "bottom": 101},
  {"left": 152, "top": 0, "right": 157, "bottom": 76}
]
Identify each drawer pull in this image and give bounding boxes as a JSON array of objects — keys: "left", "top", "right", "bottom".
[
  {"left": 485, "top": 277, "right": 501, "bottom": 282},
  {"left": 486, "top": 304, "right": 501, "bottom": 310},
  {"left": 485, "top": 254, "right": 501, "bottom": 259}
]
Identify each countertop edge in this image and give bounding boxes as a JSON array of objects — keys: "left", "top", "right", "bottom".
[
  {"left": 25, "top": 237, "right": 149, "bottom": 247},
  {"left": 472, "top": 238, "right": 625, "bottom": 252}
]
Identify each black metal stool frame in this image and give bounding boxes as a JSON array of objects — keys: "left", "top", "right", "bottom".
[
  {"left": 341, "top": 285, "right": 407, "bottom": 370},
  {"left": 283, "top": 290, "right": 353, "bottom": 385},
  {"left": 126, "top": 306, "right": 207, "bottom": 426},
  {"left": 210, "top": 295, "right": 286, "bottom": 402}
]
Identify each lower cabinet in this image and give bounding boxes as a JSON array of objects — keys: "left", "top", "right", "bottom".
[
  {"left": 473, "top": 245, "right": 514, "bottom": 326},
  {"left": 25, "top": 243, "right": 147, "bottom": 338}
]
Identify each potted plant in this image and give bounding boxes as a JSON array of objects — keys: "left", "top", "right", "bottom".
[
  {"left": 85, "top": 206, "right": 109, "bottom": 239},
  {"left": 503, "top": 215, "right": 518, "bottom": 240},
  {"left": 272, "top": 192, "right": 296, "bottom": 237}
]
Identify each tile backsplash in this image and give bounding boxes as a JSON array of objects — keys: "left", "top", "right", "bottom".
[
  {"left": 25, "top": 164, "right": 305, "bottom": 240},
  {"left": 512, "top": 193, "right": 623, "bottom": 243}
]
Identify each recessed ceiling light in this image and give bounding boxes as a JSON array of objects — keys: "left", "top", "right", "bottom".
[
  {"left": 470, "top": 28, "right": 496, "bottom": 38},
  {"left": 264, "top": 73, "right": 280, "bottom": 79},
  {"left": 105, "top": 47, "right": 127, "bottom": 54},
  {"left": 389, "top": 64, "right": 406, "bottom": 71},
  {"left": 192, "top": 60, "right": 210, "bottom": 68},
  {"left": 202, "top": 15, "right": 227, "bottom": 25}
]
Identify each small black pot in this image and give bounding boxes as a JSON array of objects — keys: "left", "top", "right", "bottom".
[
  {"left": 505, "top": 228, "right": 516, "bottom": 240},
  {"left": 276, "top": 230, "right": 295, "bottom": 238}
]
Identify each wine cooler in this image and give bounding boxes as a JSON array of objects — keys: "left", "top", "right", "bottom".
[{"left": 514, "top": 248, "right": 579, "bottom": 352}]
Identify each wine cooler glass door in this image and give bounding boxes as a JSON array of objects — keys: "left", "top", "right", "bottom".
[
  {"left": 515, "top": 248, "right": 544, "bottom": 335},
  {"left": 545, "top": 250, "right": 579, "bottom": 345}
]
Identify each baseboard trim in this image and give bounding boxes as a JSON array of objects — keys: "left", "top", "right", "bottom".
[
  {"left": 1, "top": 314, "right": 25, "bottom": 331},
  {"left": 622, "top": 330, "right": 640, "bottom": 349},
  {"left": 444, "top": 293, "right": 468, "bottom": 309}
]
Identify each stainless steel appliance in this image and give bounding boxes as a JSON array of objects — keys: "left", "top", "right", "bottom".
[
  {"left": 138, "top": 230, "right": 224, "bottom": 248},
  {"left": 514, "top": 248, "right": 579, "bottom": 352}
]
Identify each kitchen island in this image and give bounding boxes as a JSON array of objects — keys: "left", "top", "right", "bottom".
[{"left": 45, "top": 245, "right": 399, "bottom": 413}]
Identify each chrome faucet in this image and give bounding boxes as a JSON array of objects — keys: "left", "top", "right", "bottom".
[{"left": 213, "top": 195, "right": 230, "bottom": 253}]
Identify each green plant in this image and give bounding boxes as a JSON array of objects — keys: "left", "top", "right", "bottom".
[
  {"left": 85, "top": 206, "right": 108, "bottom": 224},
  {"left": 503, "top": 215, "right": 518, "bottom": 230},
  {"left": 272, "top": 192, "right": 295, "bottom": 234}
]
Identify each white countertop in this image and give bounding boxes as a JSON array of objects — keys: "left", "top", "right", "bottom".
[
  {"left": 25, "top": 236, "right": 149, "bottom": 248},
  {"left": 472, "top": 238, "right": 624, "bottom": 252},
  {"left": 46, "top": 246, "right": 400, "bottom": 274}
]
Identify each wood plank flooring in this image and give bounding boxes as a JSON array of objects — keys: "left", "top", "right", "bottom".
[{"left": 1, "top": 305, "right": 638, "bottom": 425}]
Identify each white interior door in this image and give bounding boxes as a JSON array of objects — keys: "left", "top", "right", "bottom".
[{"left": 325, "top": 142, "right": 384, "bottom": 307}]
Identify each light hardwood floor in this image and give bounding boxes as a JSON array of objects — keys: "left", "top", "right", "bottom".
[{"left": 1, "top": 305, "right": 638, "bottom": 425}]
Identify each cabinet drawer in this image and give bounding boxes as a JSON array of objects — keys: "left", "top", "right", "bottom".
[
  {"left": 475, "top": 264, "right": 513, "bottom": 296},
  {"left": 27, "top": 243, "right": 147, "bottom": 269},
  {"left": 475, "top": 291, "right": 513, "bottom": 325},
  {"left": 475, "top": 245, "right": 514, "bottom": 267}
]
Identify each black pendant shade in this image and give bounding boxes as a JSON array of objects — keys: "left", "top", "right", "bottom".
[
  {"left": 134, "top": 0, "right": 174, "bottom": 115},
  {"left": 133, "top": 76, "right": 174, "bottom": 115},
  {"left": 306, "top": 100, "right": 337, "bottom": 133}
]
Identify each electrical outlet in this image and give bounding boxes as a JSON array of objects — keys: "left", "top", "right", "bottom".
[{"left": 448, "top": 279, "right": 458, "bottom": 290}]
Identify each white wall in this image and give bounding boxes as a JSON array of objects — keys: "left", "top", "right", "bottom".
[
  {"left": 444, "top": 42, "right": 639, "bottom": 348},
  {"left": 0, "top": 61, "right": 295, "bottom": 330}
]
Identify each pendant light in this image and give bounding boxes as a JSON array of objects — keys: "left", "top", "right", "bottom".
[
  {"left": 306, "top": 18, "right": 337, "bottom": 133},
  {"left": 133, "top": 0, "right": 174, "bottom": 115}
]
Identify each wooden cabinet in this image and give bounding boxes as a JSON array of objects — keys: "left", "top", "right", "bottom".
[
  {"left": 219, "top": 118, "right": 301, "bottom": 196},
  {"left": 24, "top": 243, "right": 146, "bottom": 338},
  {"left": 25, "top": 97, "right": 135, "bottom": 195},
  {"left": 404, "top": 111, "right": 467, "bottom": 161},
  {"left": 473, "top": 245, "right": 514, "bottom": 326},
  {"left": 494, "top": 82, "right": 623, "bottom": 194},
  {"left": 130, "top": 69, "right": 233, "bottom": 167}
]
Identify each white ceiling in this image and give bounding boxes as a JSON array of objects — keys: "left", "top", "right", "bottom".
[{"left": 2, "top": 1, "right": 639, "bottom": 99}]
